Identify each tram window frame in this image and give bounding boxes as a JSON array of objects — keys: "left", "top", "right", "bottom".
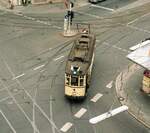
[
  {"left": 79, "top": 76, "right": 84, "bottom": 86},
  {"left": 65, "top": 74, "right": 70, "bottom": 85}
]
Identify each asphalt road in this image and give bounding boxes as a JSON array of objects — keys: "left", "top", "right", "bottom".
[{"left": 0, "top": 1, "right": 150, "bottom": 133}]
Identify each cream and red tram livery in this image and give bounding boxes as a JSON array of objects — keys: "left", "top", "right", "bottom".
[{"left": 65, "top": 33, "right": 96, "bottom": 99}]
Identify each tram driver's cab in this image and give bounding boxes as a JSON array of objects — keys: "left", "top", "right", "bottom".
[{"left": 65, "top": 66, "right": 87, "bottom": 98}]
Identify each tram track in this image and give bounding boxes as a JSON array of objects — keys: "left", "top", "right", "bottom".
[
  {"left": 0, "top": 32, "right": 76, "bottom": 133},
  {"left": 0, "top": 54, "right": 63, "bottom": 133},
  {"left": 0, "top": 2, "right": 150, "bottom": 133}
]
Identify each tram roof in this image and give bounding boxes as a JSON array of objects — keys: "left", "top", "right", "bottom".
[
  {"left": 127, "top": 44, "right": 150, "bottom": 70},
  {"left": 65, "top": 34, "right": 96, "bottom": 75}
]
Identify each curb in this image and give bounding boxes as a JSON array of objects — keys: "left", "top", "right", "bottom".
[{"left": 115, "top": 64, "right": 150, "bottom": 129}]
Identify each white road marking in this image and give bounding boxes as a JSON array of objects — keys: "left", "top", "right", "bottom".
[
  {"left": 50, "top": 96, "right": 55, "bottom": 133},
  {"left": 60, "top": 122, "right": 73, "bottom": 132},
  {"left": 53, "top": 55, "right": 64, "bottom": 61},
  {"left": 24, "top": 16, "right": 33, "bottom": 20},
  {"left": 36, "top": 20, "right": 43, "bottom": 23},
  {"left": 30, "top": 17, "right": 36, "bottom": 21},
  {"left": 91, "top": 4, "right": 115, "bottom": 12},
  {"left": 74, "top": 108, "right": 87, "bottom": 118},
  {"left": 127, "top": 18, "right": 139, "bottom": 25},
  {"left": 33, "top": 64, "right": 45, "bottom": 70},
  {"left": 3, "top": 59, "right": 61, "bottom": 133},
  {"left": 0, "top": 91, "right": 22, "bottom": 103},
  {"left": 0, "top": 96, "right": 10, "bottom": 103},
  {"left": 0, "top": 110, "right": 16, "bottom": 133},
  {"left": 129, "top": 40, "right": 150, "bottom": 51},
  {"left": 52, "top": 25, "right": 62, "bottom": 29},
  {"left": 12, "top": 73, "right": 25, "bottom": 80},
  {"left": 106, "top": 81, "right": 113, "bottom": 89},
  {"left": 90, "top": 93, "right": 103, "bottom": 103},
  {"left": 126, "top": 25, "right": 150, "bottom": 34},
  {"left": 103, "top": 42, "right": 129, "bottom": 53},
  {"left": 89, "top": 105, "right": 128, "bottom": 124},
  {"left": 1, "top": 60, "right": 41, "bottom": 133},
  {"left": 127, "top": 12, "right": 150, "bottom": 25}
]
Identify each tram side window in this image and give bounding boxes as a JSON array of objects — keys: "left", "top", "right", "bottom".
[
  {"left": 65, "top": 74, "right": 70, "bottom": 85},
  {"left": 71, "top": 76, "right": 78, "bottom": 86},
  {"left": 80, "top": 76, "right": 84, "bottom": 86}
]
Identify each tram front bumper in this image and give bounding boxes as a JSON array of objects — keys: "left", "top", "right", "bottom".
[{"left": 65, "top": 86, "right": 86, "bottom": 98}]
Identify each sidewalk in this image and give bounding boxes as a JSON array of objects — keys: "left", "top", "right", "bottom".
[
  {"left": 0, "top": 0, "right": 89, "bottom": 14},
  {"left": 116, "top": 64, "right": 150, "bottom": 128}
]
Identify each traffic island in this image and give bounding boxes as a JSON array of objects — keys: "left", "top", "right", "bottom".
[{"left": 115, "top": 64, "right": 150, "bottom": 128}]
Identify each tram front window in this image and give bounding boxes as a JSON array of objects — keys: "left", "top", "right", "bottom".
[
  {"left": 65, "top": 74, "right": 70, "bottom": 85},
  {"left": 71, "top": 76, "right": 78, "bottom": 86}
]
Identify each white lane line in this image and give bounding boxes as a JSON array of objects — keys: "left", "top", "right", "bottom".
[
  {"left": 103, "top": 42, "right": 129, "bottom": 53},
  {"left": 33, "top": 64, "right": 45, "bottom": 71},
  {"left": 0, "top": 96, "right": 10, "bottom": 103},
  {"left": 74, "top": 108, "right": 87, "bottom": 118},
  {"left": 91, "top": 4, "right": 115, "bottom": 12},
  {"left": 106, "top": 81, "right": 113, "bottom": 89},
  {"left": 3, "top": 59, "right": 60, "bottom": 133},
  {"left": 36, "top": 20, "right": 44, "bottom": 23},
  {"left": 0, "top": 90, "right": 22, "bottom": 103},
  {"left": 60, "top": 122, "right": 73, "bottom": 132},
  {"left": 0, "top": 110, "right": 16, "bottom": 133},
  {"left": 12, "top": 73, "right": 25, "bottom": 80},
  {"left": 127, "top": 12, "right": 150, "bottom": 25},
  {"left": 90, "top": 93, "right": 103, "bottom": 103},
  {"left": 50, "top": 96, "right": 55, "bottom": 133},
  {"left": 126, "top": 25, "right": 150, "bottom": 34},
  {"left": 33, "top": 87, "right": 38, "bottom": 133},
  {"left": 53, "top": 56, "right": 64, "bottom": 61},
  {"left": 127, "top": 18, "right": 139, "bottom": 25},
  {"left": 1, "top": 60, "right": 41, "bottom": 133}
]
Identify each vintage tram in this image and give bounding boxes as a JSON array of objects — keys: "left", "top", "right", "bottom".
[{"left": 65, "top": 33, "right": 96, "bottom": 99}]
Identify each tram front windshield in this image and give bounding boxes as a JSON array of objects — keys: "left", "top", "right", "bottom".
[
  {"left": 65, "top": 74, "right": 84, "bottom": 87},
  {"left": 71, "top": 76, "right": 78, "bottom": 86}
]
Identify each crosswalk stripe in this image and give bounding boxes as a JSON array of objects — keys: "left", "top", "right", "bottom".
[
  {"left": 90, "top": 93, "right": 103, "bottom": 103},
  {"left": 60, "top": 122, "right": 73, "bottom": 132},
  {"left": 74, "top": 108, "right": 87, "bottom": 118}
]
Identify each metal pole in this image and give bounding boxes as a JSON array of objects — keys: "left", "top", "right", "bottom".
[{"left": 68, "top": 2, "right": 72, "bottom": 33}]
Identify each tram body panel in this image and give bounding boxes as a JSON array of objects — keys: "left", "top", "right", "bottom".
[{"left": 65, "top": 86, "right": 86, "bottom": 97}]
